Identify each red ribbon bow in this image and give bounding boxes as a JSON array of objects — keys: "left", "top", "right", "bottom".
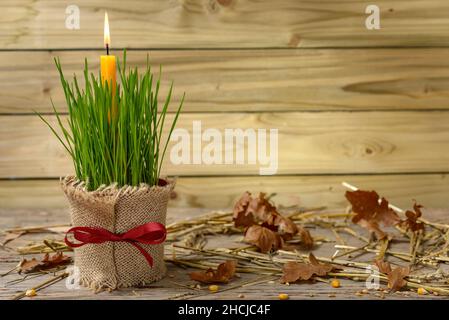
[{"left": 64, "top": 222, "right": 166, "bottom": 267}]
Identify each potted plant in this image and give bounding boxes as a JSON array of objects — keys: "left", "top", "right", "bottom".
[{"left": 37, "top": 51, "right": 184, "bottom": 290}]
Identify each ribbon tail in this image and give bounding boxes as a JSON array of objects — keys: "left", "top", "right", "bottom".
[
  {"left": 65, "top": 227, "right": 87, "bottom": 248},
  {"left": 127, "top": 241, "right": 154, "bottom": 267}
]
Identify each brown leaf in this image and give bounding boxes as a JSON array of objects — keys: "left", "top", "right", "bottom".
[
  {"left": 42, "top": 252, "right": 71, "bottom": 267},
  {"left": 233, "top": 192, "right": 278, "bottom": 227},
  {"left": 233, "top": 192, "right": 256, "bottom": 228},
  {"left": 388, "top": 266, "right": 410, "bottom": 292},
  {"left": 189, "top": 260, "right": 237, "bottom": 284},
  {"left": 281, "top": 253, "right": 337, "bottom": 283},
  {"left": 281, "top": 262, "right": 314, "bottom": 282},
  {"left": 234, "top": 192, "right": 302, "bottom": 235},
  {"left": 345, "top": 190, "right": 400, "bottom": 239},
  {"left": 375, "top": 259, "right": 409, "bottom": 292},
  {"left": 400, "top": 203, "right": 424, "bottom": 232},
  {"left": 357, "top": 219, "right": 387, "bottom": 240},
  {"left": 234, "top": 192, "right": 312, "bottom": 251},
  {"left": 271, "top": 214, "right": 312, "bottom": 247},
  {"left": 308, "top": 253, "right": 336, "bottom": 273},
  {"left": 247, "top": 193, "right": 278, "bottom": 222},
  {"left": 18, "top": 258, "right": 41, "bottom": 274},
  {"left": 233, "top": 191, "right": 277, "bottom": 227},
  {"left": 272, "top": 214, "right": 298, "bottom": 239},
  {"left": 377, "top": 198, "right": 401, "bottom": 227},
  {"left": 18, "top": 252, "right": 72, "bottom": 274},
  {"left": 244, "top": 225, "right": 283, "bottom": 253},
  {"left": 374, "top": 259, "right": 392, "bottom": 274},
  {"left": 298, "top": 226, "right": 314, "bottom": 249}
]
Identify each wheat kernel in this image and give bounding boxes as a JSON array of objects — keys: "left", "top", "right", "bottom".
[
  {"left": 417, "top": 287, "right": 428, "bottom": 295},
  {"left": 278, "top": 293, "right": 289, "bottom": 300},
  {"left": 25, "top": 289, "right": 36, "bottom": 297},
  {"left": 331, "top": 279, "right": 340, "bottom": 288},
  {"left": 209, "top": 285, "right": 219, "bottom": 293}
]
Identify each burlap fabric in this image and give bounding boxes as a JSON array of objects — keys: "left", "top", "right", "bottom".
[{"left": 61, "top": 176, "right": 174, "bottom": 291}]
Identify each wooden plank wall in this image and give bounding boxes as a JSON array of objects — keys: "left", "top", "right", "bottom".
[{"left": 1, "top": 0, "right": 449, "bottom": 210}]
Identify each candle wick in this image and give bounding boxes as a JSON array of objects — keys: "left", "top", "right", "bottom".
[{"left": 106, "top": 44, "right": 109, "bottom": 56}]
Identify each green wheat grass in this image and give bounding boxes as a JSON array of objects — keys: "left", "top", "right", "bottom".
[{"left": 37, "top": 50, "right": 184, "bottom": 191}]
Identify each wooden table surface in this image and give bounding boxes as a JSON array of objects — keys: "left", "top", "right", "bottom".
[{"left": 1, "top": 207, "right": 449, "bottom": 300}]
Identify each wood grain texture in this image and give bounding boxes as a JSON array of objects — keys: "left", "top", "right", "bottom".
[
  {"left": 1, "top": 174, "right": 448, "bottom": 210},
  {"left": 2, "top": 111, "right": 449, "bottom": 178},
  {"left": 3, "top": 49, "right": 449, "bottom": 114},
  {"left": 3, "top": 0, "right": 449, "bottom": 49}
]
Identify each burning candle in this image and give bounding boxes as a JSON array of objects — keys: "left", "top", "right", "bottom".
[
  {"left": 101, "top": 12, "right": 116, "bottom": 90},
  {"left": 100, "top": 12, "right": 117, "bottom": 120}
]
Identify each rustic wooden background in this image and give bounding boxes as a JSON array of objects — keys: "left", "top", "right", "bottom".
[{"left": 1, "top": 0, "right": 449, "bottom": 211}]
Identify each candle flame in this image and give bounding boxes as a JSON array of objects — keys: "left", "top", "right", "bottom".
[{"left": 104, "top": 12, "right": 110, "bottom": 48}]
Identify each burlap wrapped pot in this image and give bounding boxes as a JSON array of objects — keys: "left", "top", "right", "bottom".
[{"left": 61, "top": 176, "right": 174, "bottom": 291}]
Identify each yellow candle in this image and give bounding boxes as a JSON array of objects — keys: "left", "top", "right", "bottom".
[
  {"left": 101, "top": 12, "right": 117, "bottom": 121},
  {"left": 100, "top": 55, "right": 116, "bottom": 93}
]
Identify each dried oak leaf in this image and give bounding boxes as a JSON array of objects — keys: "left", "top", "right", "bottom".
[
  {"left": 233, "top": 192, "right": 279, "bottom": 225},
  {"left": 234, "top": 192, "right": 301, "bottom": 236},
  {"left": 356, "top": 219, "right": 387, "bottom": 240},
  {"left": 189, "top": 260, "right": 237, "bottom": 284},
  {"left": 233, "top": 192, "right": 277, "bottom": 226},
  {"left": 271, "top": 214, "right": 298, "bottom": 239},
  {"left": 18, "top": 258, "right": 41, "bottom": 274},
  {"left": 261, "top": 213, "right": 299, "bottom": 240},
  {"left": 18, "top": 252, "right": 72, "bottom": 274},
  {"left": 345, "top": 190, "right": 400, "bottom": 239},
  {"left": 400, "top": 203, "right": 424, "bottom": 232},
  {"left": 388, "top": 267, "right": 410, "bottom": 292},
  {"left": 42, "top": 252, "right": 71, "bottom": 267},
  {"left": 233, "top": 192, "right": 256, "bottom": 228},
  {"left": 298, "top": 226, "right": 314, "bottom": 249},
  {"left": 281, "top": 253, "right": 338, "bottom": 283},
  {"left": 270, "top": 214, "right": 312, "bottom": 247},
  {"left": 246, "top": 193, "right": 278, "bottom": 222},
  {"left": 244, "top": 225, "right": 283, "bottom": 253},
  {"left": 234, "top": 192, "right": 311, "bottom": 249},
  {"left": 375, "top": 259, "right": 392, "bottom": 274},
  {"left": 375, "top": 259, "right": 409, "bottom": 292}
]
